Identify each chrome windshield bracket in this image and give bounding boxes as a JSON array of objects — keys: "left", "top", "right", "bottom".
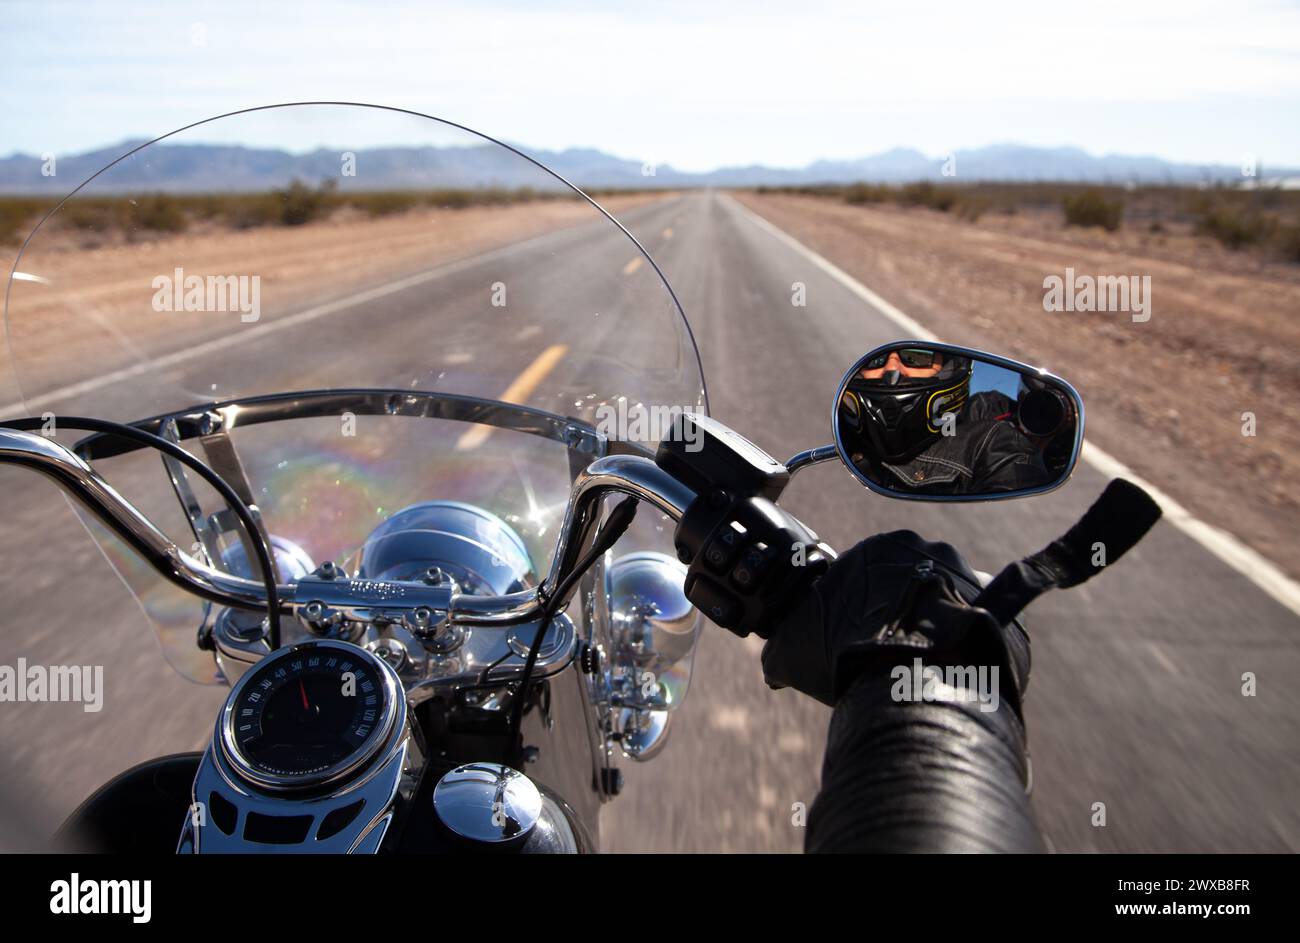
[
  {"left": 197, "top": 428, "right": 281, "bottom": 582},
  {"left": 159, "top": 418, "right": 222, "bottom": 566}
]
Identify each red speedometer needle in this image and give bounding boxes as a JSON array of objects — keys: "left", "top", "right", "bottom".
[{"left": 299, "top": 678, "right": 310, "bottom": 711}]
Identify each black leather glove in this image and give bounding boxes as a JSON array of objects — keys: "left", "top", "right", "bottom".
[{"left": 760, "top": 529, "right": 1030, "bottom": 709}]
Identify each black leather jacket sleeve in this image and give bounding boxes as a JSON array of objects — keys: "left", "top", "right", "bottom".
[{"left": 807, "top": 668, "right": 1044, "bottom": 853}]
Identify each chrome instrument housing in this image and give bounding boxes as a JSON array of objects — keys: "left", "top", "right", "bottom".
[
  {"left": 218, "top": 639, "right": 401, "bottom": 791},
  {"left": 181, "top": 638, "right": 424, "bottom": 853}
]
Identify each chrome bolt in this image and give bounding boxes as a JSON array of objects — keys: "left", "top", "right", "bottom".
[{"left": 301, "top": 600, "right": 342, "bottom": 635}]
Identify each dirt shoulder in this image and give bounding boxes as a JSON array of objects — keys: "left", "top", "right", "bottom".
[
  {"left": 2, "top": 193, "right": 668, "bottom": 401},
  {"left": 734, "top": 190, "right": 1300, "bottom": 580}
]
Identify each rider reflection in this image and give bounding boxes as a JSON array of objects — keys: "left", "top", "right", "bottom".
[{"left": 839, "top": 350, "right": 1055, "bottom": 495}]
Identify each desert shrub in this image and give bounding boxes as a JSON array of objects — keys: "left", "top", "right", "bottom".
[
  {"left": 427, "top": 189, "right": 474, "bottom": 209},
  {"left": 955, "top": 196, "right": 990, "bottom": 222},
  {"left": 476, "top": 187, "right": 519, "bottom": 207},
  {"left": 900, "top": 181, "right": 955, "bottom": 211},
  {"left": 1197, "top": 205, "right": 1274, "bottom": 249},
  {"left": 0, "top": 205, "right": 25, "bottom": 245},
  {"left": 275, "top": 179, "right": 334, "bottom": 226},
  {"left": 1062, "top": 188, "right": 1123, "bottom": 231},
  {"left": 275, "top": 179, "right": 321, "bottom": 225},
  {"left": 127, "top": 194, "right": 187, "bottom": 233},
  {"left": 0, "top": 198, "right": 52, "bottom": 244},
  {"left": 354, "top": 191, "right": 420, "bottom": 217},
  {"left": 843, "top": 183, "right": 888, "bottom": 205},
  {"left": 222, "top": 194, "right": 282, "bottom": 229},
  {"left": 188, "top": 194, "right": 229, "bottom": 220},
  {"left": 59, "top": 199, "right": 124, "bottom": 234},
  {"left": 1271, "top": 223, "right": 1300, "bottom": 263}
]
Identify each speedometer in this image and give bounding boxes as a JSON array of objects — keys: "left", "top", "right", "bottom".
[{"left": 219, "top": 640, "right": 399, "bottom": 790}]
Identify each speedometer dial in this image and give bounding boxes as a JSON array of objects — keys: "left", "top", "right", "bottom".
[{"left": 219, "top": 640, "right": 398, "bottom": 789}]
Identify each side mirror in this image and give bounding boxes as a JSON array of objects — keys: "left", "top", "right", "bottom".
[{"left": 833, "top": 341, "right": 1083, "bottom": 500}]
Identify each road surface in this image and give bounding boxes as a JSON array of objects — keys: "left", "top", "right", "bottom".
[{"left": 0, "top": 190, "right": 1295, "bottom": 852}]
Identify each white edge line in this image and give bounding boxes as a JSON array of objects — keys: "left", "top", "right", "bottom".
[{"left": 725, "top": 193, "right": 1300, "bottom": 618}]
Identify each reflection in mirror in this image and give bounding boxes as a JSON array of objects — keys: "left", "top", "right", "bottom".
[{"left": 834, "top": 343, "right": 1082, "bottom": 499}]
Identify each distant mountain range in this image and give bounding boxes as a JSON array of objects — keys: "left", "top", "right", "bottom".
[{"left": 0, "top": 140, "right": 1293, "bottom": 193}]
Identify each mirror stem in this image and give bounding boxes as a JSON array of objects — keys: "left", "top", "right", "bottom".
[{"left": 786, "top": 444, "right": 838, "bottom": 476}]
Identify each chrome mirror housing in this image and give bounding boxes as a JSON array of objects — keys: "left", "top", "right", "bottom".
[{"left": 834, "top": 341, "right": 1084, "bottom": 501}]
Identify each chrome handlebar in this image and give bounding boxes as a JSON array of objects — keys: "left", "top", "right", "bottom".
[
  {"left": 0, "top": 429, "right": 282, "bottom": 610},
  {"left": 0, "top": 428, "right": 697, "bottom": 630}
]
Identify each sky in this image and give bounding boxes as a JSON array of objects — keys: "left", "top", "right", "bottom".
[{"left": 2, "top": 0, "right": 1299, "bottom": 171}]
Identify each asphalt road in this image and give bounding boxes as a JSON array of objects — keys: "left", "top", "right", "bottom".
[{"left": 1, "top": 190, "right": 1296, "bottom": 852}]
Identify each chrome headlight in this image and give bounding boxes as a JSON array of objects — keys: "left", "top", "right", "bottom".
[{"left": 606, "top": 551, "right": 702, "bottom": 710}]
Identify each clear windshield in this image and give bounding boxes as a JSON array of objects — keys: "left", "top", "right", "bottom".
[{"left": 3, "top": 104, "right": 706, "bottom": 681}]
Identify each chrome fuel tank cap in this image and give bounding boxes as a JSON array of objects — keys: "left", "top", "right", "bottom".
[{"left": 432, "top": 763, "right": 543, "bottom": 844}]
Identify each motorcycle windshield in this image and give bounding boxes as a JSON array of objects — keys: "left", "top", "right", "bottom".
[{"left": 3, "top": 103, "right": 706, "bottom": 682}]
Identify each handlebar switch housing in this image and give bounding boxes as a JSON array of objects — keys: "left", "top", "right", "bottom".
[
  {"left": 674, "top": 492, "right": 833, "bottom": 639},
  {"left": 655, "top": 412, "right": 790, "bottom": 503},
  {"left": 656, "top": 414, "right": 832, "bottom": 637}
]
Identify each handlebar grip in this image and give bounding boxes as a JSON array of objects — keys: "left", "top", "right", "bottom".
[
  {"left": 974, "top": 478, "right": 1162, "bottom": 626},
  {"left": 675, "top": 491, "right": 833, "bottom": 638}
]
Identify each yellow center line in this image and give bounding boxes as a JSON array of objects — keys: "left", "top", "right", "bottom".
[
  {"left": 455, "top": 343, "right": 569, "bottom": 451},
  {"left": 622, "top": 255, "right": 644, "bottom": 276}
]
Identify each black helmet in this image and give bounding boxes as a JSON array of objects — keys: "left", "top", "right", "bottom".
[{"left": 842, "top": 351, "right": 972, "bottom": 464}]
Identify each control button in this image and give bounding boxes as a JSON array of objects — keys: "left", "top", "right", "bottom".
[
  {"left": 685, "top": 573, "right": 743, "bottom": 628},
  {"left": 730, "top": 541, "right": 775, "bottom": 592},
  {"left": 703, "top": 520, "right": 747, "bottom": 572}
]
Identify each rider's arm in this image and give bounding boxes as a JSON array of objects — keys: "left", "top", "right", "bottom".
[
  {"left": 760, "top": 530, "right": 1044, "bottom": 853},
  {"left": 807, "top": 661, "right": 1042, "bottom": 853}
]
